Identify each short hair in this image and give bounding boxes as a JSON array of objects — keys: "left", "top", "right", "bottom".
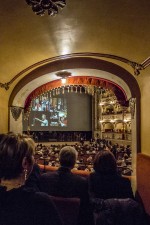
[
  {"left": 0, "top": 133, "right": 35, "bottom": 180},
  {"left": 93, "top": 150, "right": 117, "bottom": 174},
  {"left": 59, "top": 146, "right": 78, "bottom": 168}
]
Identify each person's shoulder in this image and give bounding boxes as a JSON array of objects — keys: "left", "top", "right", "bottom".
[
  {"left": 41, "top": 171, "right": 58, "bottom": 178},
  {"left": 89, "top": 172, "right": 99, "bottom": 179},
  {"left": 71, "top": 172, "right": 88, "bottom": 183},
  {"left": 33, "top": 191, "right": 54, "bottom": 207},
  {"left": 39, "top": 171, "right": 58, "bottom": 184},
  {"left": 117, "top": 174, "right": 131, "bottom": 185},
  {"left": 34, "top": 191, "right": 51, "bottom": 200},
  {"left": 19, "top": 186, "right": 50, "bottom": 205}
]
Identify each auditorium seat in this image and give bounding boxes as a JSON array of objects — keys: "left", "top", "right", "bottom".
[{"left": 49, "top": 196, "right": 80, "bottom": 225}]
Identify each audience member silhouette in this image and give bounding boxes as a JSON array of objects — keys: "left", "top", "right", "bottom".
[
  {"left": 88, "top": 150, "right": 134, "bottom": 199},
  {"left": 38, "top": 146, "right": 94, "bottom": 225},
  {"left": 0, "top": 133, "right": 62, "bottom": 225},
  {"left": 88, "top": 150, "right": 148, "bottom": 225}
]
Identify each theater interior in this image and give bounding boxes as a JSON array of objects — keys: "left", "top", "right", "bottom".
[{"left": 0, "top": 0, "right": 150, "bottom": 222}]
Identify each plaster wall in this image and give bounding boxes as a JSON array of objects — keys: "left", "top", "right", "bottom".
[{"left": 137, "top": 71, "right": 150, "bottom": 156}]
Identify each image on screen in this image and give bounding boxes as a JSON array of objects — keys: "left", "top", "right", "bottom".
[
  {"left": 30, "top": 96, "right": 67, "bottom": 128},
  {"left": 23, "top": 92, "right": 92, "bottom": 132}
]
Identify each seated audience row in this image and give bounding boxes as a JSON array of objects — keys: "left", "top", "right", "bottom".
[
  {"left": 0, "top": 133, "right": 147, "bottom": 225},
  {"left": 35, "top": 141, "right": 132, "bottom": 175}
]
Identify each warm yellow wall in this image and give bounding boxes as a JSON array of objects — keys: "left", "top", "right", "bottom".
[
  {"left": 0, "top": 89, "right": 9, "bottom": 133},
  {"left": 137, "top": 71, "right": 150, "bottom": 156}
]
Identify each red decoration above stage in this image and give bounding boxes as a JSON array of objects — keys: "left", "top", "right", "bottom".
[{"left": 24, "top": 76, "right": 128, "bottom": 114}]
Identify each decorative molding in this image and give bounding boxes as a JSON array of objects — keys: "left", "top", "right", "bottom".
[
  {"left": 0, "top": 52, "right": 148, "bottom": 91},
  {"left": 129, "top": 98, "right": 136, "bottom": 119},
  {"left": 10, "top": 106, "right": 24, "bottom": 121},
  {"left": 0, "top": 82, "right": 10, "bottom": 90},
  {"left": 24, "top": 76, "right": 128, "bottom": 113}
]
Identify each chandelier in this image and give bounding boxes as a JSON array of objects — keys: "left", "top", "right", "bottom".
[{"left": 25, "top": 0, "right": 66, "bottom": 16}]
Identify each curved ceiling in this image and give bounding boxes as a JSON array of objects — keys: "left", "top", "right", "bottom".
[{"left": 0, "top": 0, "right": 150, "bottom": 90}]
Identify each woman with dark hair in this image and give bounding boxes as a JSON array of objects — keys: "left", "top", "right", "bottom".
[
  {"left": 88, "top": 150, "right": 134, "bottom": 199},
  {"left": 88, "top": 151, "right": 148, "bottom": 225},
  {"left": 0, "top": 133, "right": 62, "bottom": 225}
]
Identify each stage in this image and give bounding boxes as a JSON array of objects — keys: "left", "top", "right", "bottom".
[{"left": 36, "top": 141, "right": 90, "bottom": 146}]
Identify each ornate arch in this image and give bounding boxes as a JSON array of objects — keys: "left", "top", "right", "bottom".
[
  {"left": 24, "top": 76, "right": 128, "bottom": 113},
  {"left": 9, "top": 56, "right": 141, "bottom": 152}
]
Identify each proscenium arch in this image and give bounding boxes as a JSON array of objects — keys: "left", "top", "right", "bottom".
[
  {"left": 9, "top": 57, "right": 141, "bottom": 152},
  {"left": 24, "top": 76, "right": 128, "bottom": 113}
]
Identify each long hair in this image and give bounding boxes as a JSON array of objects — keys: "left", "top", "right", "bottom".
[{"left": 93, "top": 150, "right": 117, "bottom": 174}]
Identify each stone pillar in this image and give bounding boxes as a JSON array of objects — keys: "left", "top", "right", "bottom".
[{"left": 129, "top": 98, "right": 137, "bottom": 194}]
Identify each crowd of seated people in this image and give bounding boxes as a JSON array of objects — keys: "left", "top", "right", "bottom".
[
  {"left": 35, "top": 139, "right": 132, "bottom": 176},
  {"left": 0, "top": 133, "right": 147, "bottom": 225},
  {"left": 29, "top": 144, "right": 147, "bottom": 225}
]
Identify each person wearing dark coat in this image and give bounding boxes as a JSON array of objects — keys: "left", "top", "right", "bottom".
[
  {"left": 0, "top": 133, "right": 62, "bottom": 225},
  {"left": 91, "top": 198, "right": 148, "bottom": 225},
  {"left": 39, "top": 166, "right": 87, "bottom": 197},
  {"left": 38, "top": 146, "right": 94, "bottom": 225},
  {"left": 88, "top": 150, "right": 134, "bottom": 199},
  {"left": 88, "top": 150, "right": 148, "bottom": 225},
  {"left": 0, "top": 185, "right": 63, "bottom": 225}
]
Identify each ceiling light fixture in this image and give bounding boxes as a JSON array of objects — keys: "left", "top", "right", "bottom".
[
  {"left": 61, "top": 77, "right": 67, "bottom": 84},
  {"left": 55, "top": 71, "right": 72, "bottom": 84},
  {"left": 25, "top": 0, "right": 66, "bottom": 16}
]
